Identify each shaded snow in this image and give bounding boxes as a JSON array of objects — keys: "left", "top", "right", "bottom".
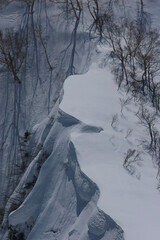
[{"left": 0, "top": 0, "right": 96, "bottom": 220}]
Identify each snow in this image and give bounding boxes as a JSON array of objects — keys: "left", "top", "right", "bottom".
[
  {"left": 7, "top": 97, "right": 123, "bottom": 240},
  {"left": 60, "top": 45, "right": 160, "bottom": 240},
  {"left": 1, "top": 1, "right": 160, "bottom": 239}
]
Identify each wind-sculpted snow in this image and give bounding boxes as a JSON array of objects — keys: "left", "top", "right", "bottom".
[
  {"left": 2, "top": 109, "right": 124, "bottom": 240},
  {"left": 1, "top": 1, "right": 160, "bottom": 240}
]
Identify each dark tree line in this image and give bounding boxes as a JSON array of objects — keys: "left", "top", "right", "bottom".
[{"left": 88, "top": 1, "right": 160, "bottom": 112}]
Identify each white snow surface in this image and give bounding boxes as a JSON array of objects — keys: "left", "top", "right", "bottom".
[{"left": 60, "top": 46, "right": 160, "bottom": 240}]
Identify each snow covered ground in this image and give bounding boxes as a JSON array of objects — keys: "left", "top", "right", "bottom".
[{"left": 60, "top": 45, "right": 160, "bottom": 240}]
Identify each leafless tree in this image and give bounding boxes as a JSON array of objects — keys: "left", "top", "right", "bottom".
[
  {"left": 0, "top": 29, "right": 27, "bottom": 83},
  {"left": 49, "top": 0, "right": 83, "bottom": 20},
  {"left": 119, "top": 97, "right": 131, "bottom": 113},
  {"left": 136, "top": 105, "right": 156, "bottom": 148},
  {"left": 123, "top": 149, "right": 141, "bottom": 167},
  {"left": 36, "top": 24, "right": 53, "bottom": 70}
]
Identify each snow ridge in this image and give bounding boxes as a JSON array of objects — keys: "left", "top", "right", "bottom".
[{"left": 3, "top": 108, "right": 124, "bottom": 240}]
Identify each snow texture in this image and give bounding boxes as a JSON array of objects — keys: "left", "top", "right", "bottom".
[
  {"left": 60, "top": 45, "right": 160, "bottom": 240},
  {"left": 1, "top": 1, "right": 160, "bottom": 240},
  {"left": 6, "top": 107, "right": 124, "bottom": 240}
]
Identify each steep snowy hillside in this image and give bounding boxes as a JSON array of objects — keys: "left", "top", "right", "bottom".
[
  {"left": 1, "top": 1, "right": 160, "bottom": 240},
  {"left": 0, "top": 0, "right": 95, "bottom": 223},
  {"left": 4, "top": 106, "right": 124, "bottom": 240}
]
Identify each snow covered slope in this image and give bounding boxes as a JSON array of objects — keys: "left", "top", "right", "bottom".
[
  {"left": 3, "top": 106, "right": 124, "bottom": 240},
  {"left": 60, "top": 45, "right": 160, "bottom": 240},
  {"left": 1, "top": 1, "right": 160, "bottom": 240}
]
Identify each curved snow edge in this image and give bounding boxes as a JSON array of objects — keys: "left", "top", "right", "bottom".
[{"left": 2, "top": 109, "right": 124, "bottom": 240}]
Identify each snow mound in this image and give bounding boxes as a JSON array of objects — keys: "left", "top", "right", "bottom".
[{"left": 88, "top": 209, "right": 118, "bottom": 237}]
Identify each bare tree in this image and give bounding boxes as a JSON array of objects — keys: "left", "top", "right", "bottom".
[
  {"left": 0, "top": 29, "right": 27, "bottom": 83},
  {"left": 123, "top": 149, "right": 141, "bottom": 169},
  {"left": 119, "top": 97, "right": 131, "bottom": 113},
  {"left": 36, "top": 24, "right": 53, "bottom": 70},
  {"left": 49, "top": 0, "right": 83, "bottom": 19},
  {"left": 136, "top": 105, "right": 156, "bottom": 148}
]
